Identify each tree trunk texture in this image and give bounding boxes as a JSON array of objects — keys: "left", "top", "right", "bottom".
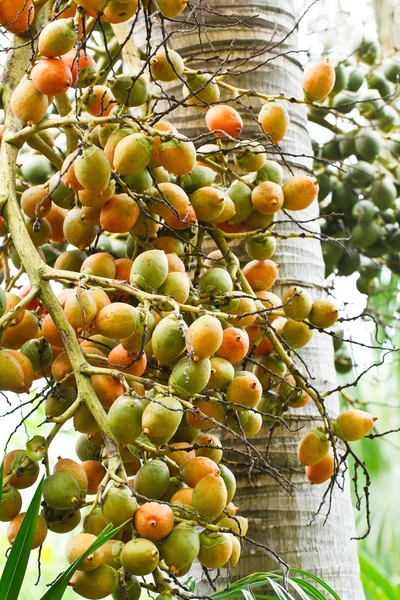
[
  {"left": 137, "top": 1, "right": 364, "bottom": 596},
  {"left": 374, "top": 0, "right": 400, "bottom": 54}
]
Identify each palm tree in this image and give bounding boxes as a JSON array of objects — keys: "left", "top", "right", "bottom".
[{"left": 144, "top": 0, "right": 365, "bottom": 596}]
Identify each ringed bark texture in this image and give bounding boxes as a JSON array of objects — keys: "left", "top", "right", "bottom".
[{"left": 140, "top": 0, "right": 364, "bottom": 596}]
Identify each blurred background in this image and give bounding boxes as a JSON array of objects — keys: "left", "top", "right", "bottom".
[{"left": 1, "top": 0, "right": 399, "bottom": 598}]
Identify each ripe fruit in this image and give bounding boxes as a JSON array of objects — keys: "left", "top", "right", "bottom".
[
  {"left": 192, "top": 471, "right": 227, "bottom": 519},
  {"left": 226, "top": 371, "right": 262, "bottom": 410},
  {"left": 282, "top": 175, "right": 319, "bottom": 211},
  {"left": 187, "top": 397, "right": 226, "bottom": 429},
  {"left": 64, "top": 289, "right": 98, "bottom": 330},
  {"left": 31, "top": 58, "right": 72, "bottom": 96},
  {"left": 194, "top": 433, "right": 223, "bottom": 464},
  {"left": 61, "top": 49, "right": 97, "bottom": 87},
  {"left": 102, "top": 485, "right": 138, "bottom": 527},
  {"left": 303, "top": 60, "right": 336, "bottom": 100},
  {"left": 180, "top": 456, "right": 219, "bottom": 487},
  {"left": 134, "top": 502, "right": 175, "bottom": 540},
  {"left": 306, "top": 449, "right": 335, "bottom": 484},
  {"left": 159, "top": 139, "right": 197, "bottom": 176},
  {"left": 198, "top": 530, "right": 233, "bottom": 568},
  {"left": 242, "top": 259, "right": 279, "bottom": 291},
  {"left": 120, "top": 538, "right": 159, "bottom": 576},
  {"left": 43, "top": 473, "right": 81, "bottom": 510},
  {"left": 11, "top": 79, "right": 48, "bottom": 125},
  {"left": 279, "top": 375, "right": 310, "bottom": 408},
  {"left": 258, "top": 102, "right": 289, "bottom": 143},
  {"left": 162, "top": 523, "right": 200, "bottom": 571},
  {"left": 216, "top": 327, "right": 249, "bottom": 363},
  {"left": 0, "top": 350, "right": 26, "bottom": 393},
  {"left": 251, "top": 181, "right": 284, "bottom": 214},
  {"left": 85, "top": 85, "right": 116, "bottom": 116},
  {"left": 190, "top": 186, "right": 225, "bottom": 221},
  {"left": 333, "top": 409, "right": 377, "bottom": 441},
  {"left": 100, "top": 194, "right": 140, "bottom": 233},
  {"left": 0, "top": 0, "right": 34, "bottom": 34},
  {"left": 8, "top": 513, "right": 47, "bottom": 549},
  {"left": 217, "top": 515, "right": 248, "bottom": 535},
  {"left": 103, "top": 0, "right": 138, "bottom": 24},
  {"left": 66, "top": 533, "right": 105, "bottom": 571},
  {"left": 186, "top": 315, "right": 223, "bottom": 360},
  {"left": 308, "top": 299, "right": 339, "bottom": 328},
  {"left": 82, "top": 461, "right": 106, "bottom": 495},
  {"left": 95, "top": 303, "right": 140, "bottom": 339},
  {"left": 206, "top": 105, "right": 243, "bottom": 138},
  {"left": 171, "top": 487, "right": 193, "bottom": 506},
  {"left": 184, "top": 73, "right": 220, "bottom": 107},
  {"left": 297, "top": 428, "right": 330, "bottom": 466},
  {"left": 108, "top": 344, "right": 147, "bottom": 376}
]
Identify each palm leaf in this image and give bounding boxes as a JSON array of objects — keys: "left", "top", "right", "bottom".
[
  {"left": 0, "top": 477, "right": 44, "bottom": 600},
  {"left": 291, "top": 569, "right": 341, "bottom": 600},
  {"left": 359, "top": 553, "right": 398, "bottom": 600},
  {"left": 38, "top": 521, "right": 125, "bottom": 600}
]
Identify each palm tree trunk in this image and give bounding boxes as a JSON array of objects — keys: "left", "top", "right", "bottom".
[
  {"left": 374, "top": 0, "right": 400, "bottom": 55},
  {"left": 138, "top": 0, "right": 364, "bottom": 596}
]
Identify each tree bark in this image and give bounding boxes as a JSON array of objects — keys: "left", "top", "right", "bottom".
[
  {"left": 374, "top": 0, "right": 400, "bottom": 55},
  {"left": 138, "top": 0, "right": 364, "bottom": 596}
]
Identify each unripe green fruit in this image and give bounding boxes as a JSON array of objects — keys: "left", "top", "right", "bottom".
[
  {"left": 131, "top": 249, "right": 169, "bottom": 291},
  {"left": 75, "top": 434, "right": 102, "bottom": 462},
  {"left": 346, "top": 65, "right": 365, "bottom": 91},
  {"left": 233, "top": 141, "right": 266, "bottom": 173},
  {"left": 358, "top": 89, "right": 385, "bottom": 117},
  {"left": 72, "top": 564, "right": 118, "bottom": 599},
  {"left": 20, "top": 338, "right": 52, "bottom": 373},
  {"left": 181, "top": 165, "right": 216, "bottom": 193},
  {"left": 217, "top": 515, "right": 248, "bottom": 535},
  {"left": 122, "top": 169, "right": 152, "bottom": 193},
  {"left": 160, "top": 271, "right": 190, "bottom": 306},
  {"left": 43, "top": 506, "right": 81, "bottom": 533},
  {"left": 208, "top": 357, "right": 235, "bottom": 390},
  {"left": 297, "top": 428, "right": 330, "bottom": 466},
  {"left": 162, "top": 523, "right": 200, "bottom": 570},
  {"left": 192, "top": 472, "right": 227, "bottom": 519},
  {"left": 190, "top": 186, "right": 225, "bottom": 222},
  {"left": 169, "top": 356, "right": 211, "bottom": 397},
  {"left": 107, "top": 395, "right": 144, "bottom": 445},
  {"left": 198, "top": 530, "right": 233, "bottom": 569},
  {"left": 333, "top": 409, "right": 376, "bottom": 441},
  {"left": 354, "top": 130, "right": 382, "bottom": 162},
  {"left": 279, "top": 318, "right": 313, "bottom": 349},
  {"left": 367, "top": 71, "right": 393, "bottom": 96},
  {"left": 256, "top": 390, "right": 283, "bottom": 422},
  {"left": 152, "top": 314, "right": 186, "bottom": 364},
  {"left": 226, "top": 409, "right": 262, "bottom": 437},
  {"left": 219, "top": 464, "right": 236, "bottom": 504},
  {"left": 282, "top": 286, "right": 312, "bottom": 320},
  {"left": 120, "top": 538, "right": 159, "bottom": 576},
  {"left": 309, "top": 299, "right": 339, "bottom": 329},
  {"left": 227, "top": 181, "right": 253, "bottom": 223},
  {"left": 345, "top": 161, "right": 375, "bottom": 188},
  {"left": 255, "top": 160, "right": 283, "bottom": 185},
  {"left": 0, "top": 287, "right": 6, "bottom": 319},
  {"left": 332, "top": 91, "right": 356, "bottom": 114},
  {"left": 75, "top": 146, "right": 111, "bottom": 194},
  {"left": 184, "top": 73, "right": 220, "bottom": 106},
  {"left": 351, "top": 220, "right": 381, "bottom": 247},
  {"left": 334, "top": 348, "right": 353, "bottom": 374},
  {"left": 160, "top": 477, "right": 186, "bottom": 502},
  {"left": 134, "top": 459, "right": 170, "bottom": 499},
  {"left": 112, "top": 575, "right": 141, "bottom": 600},
  {"left": 0, "top": 486, "right": 22, "bottom": 522},
  {"left": 383, "top": 57, "right": 400, "bottom": 83},
  {"left": 109, "top": 73, "right": 150, "bottom": 107},
  {"left": 331, "top": 63, "right": 348, "bottom": 94},
  {"left": 102, "top": 485, "right": 138, "bottom": 527},
  {"left": 198, "top": 268, "right": 233, "bottom": 295},
  {"left": 142, "top": 396, "right": 183, "bottom": 442},
  {"left": 352, "top": 199, "right": 378, "bottom": 222},
  {"left": 370, "top": 177, "right": 397, "bottom": 210},
  {"left": 245, "top": 236, "right": 276, "bottom": 260},
  {"left": 43, "top": 473, "right": 81, "bottom": 510},
  {"left": 354, "top": 37, "right": 379, "bottom": 65}
]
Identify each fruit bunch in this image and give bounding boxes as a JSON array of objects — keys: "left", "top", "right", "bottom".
[
  {"left": 308, "top": 38, "right": 400, "bottom": 289},
  {"left": 0, "top": 3, "right": 380, "bottom": 598}
]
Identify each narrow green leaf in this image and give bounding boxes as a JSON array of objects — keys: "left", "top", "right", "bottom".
[
  {"left": 290, "top": 579, "right": 326, "bottom": 600},
  {"left": 0, "top": 477, "right": 44, "bottom": 600},
  {"left": 289, "top": 579, "right": 315, "bottom": 600},
  {"left": 267, "top": 579, "right": 289, "bottom": 600},
  {"left": 38, "top": 521, "right": 125, "bottom": 600},
  {"left": 240, "top": 587, "right": 255, "bottom": 600},
  {"left": 290, "top": 569, "right": 341, "bottom": 599},
  {"left": 359, "top": 554, "right": 397, "bottom": 600}
]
